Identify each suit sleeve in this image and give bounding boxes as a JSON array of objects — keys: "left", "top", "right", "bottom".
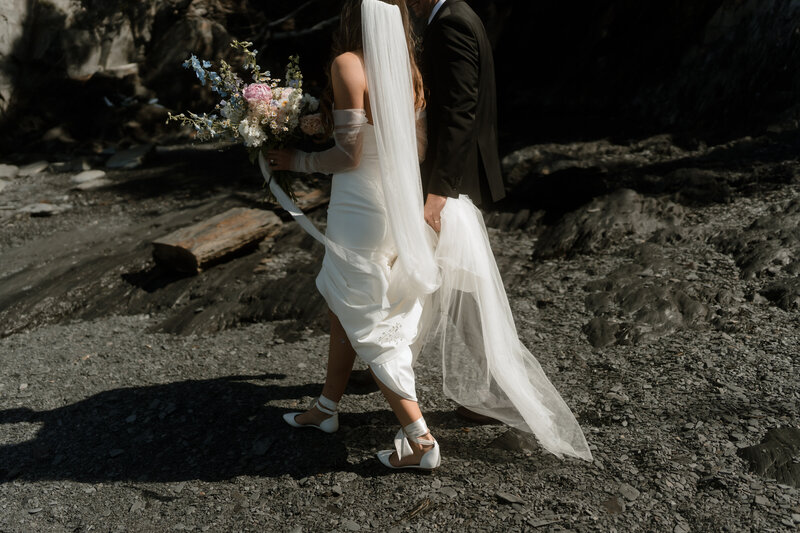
[{"left": 426, "top": 18, "right": 480, "bottom": 198}]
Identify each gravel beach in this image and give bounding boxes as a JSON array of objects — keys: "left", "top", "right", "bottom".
[{"left": 1, "top": 134, "right": 799, "bottom": 532}]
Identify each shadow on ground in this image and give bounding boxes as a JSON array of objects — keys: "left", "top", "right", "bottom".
[
  {"left": 0, "top": 373, "right": 486, "bottom": 483},
  {"left": 1, "top": 374, "right": 343, "bottom": 483}
]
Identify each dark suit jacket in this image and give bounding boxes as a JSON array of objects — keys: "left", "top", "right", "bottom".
[{"left": 420, "top": 0, "right": 504, "bottom": 206}]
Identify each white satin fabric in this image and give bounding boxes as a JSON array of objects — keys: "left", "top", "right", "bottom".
[{"left": 313, "top": 118, "right": 425, "bottom": 401}]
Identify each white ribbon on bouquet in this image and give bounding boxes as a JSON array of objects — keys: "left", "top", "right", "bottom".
[{"left": 258, "top": 151, "right": 326, "bottom": 245}]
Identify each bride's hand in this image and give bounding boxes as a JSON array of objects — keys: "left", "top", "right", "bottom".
[{"left": 265, "top": 148, "right": 296, "bottom": 171}]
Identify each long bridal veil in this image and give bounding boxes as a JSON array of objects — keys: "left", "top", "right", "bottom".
[
  {"left": 428, "top": 199, "right": 593, "bottom": 461},
  {"left": 362, "top": 0, "right": 440, "bottom": 297}
]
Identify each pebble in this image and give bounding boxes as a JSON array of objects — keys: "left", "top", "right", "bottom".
[
  {"left": 619, "top": 482, "right": 640, "bottom": 501},
  {"left": 440, "top": 487, "right": 458, "bottom": 498},
  {"left": 74, "top": 178, "right": 113, "bottom": 191},
  {"left": 18, "top": 203, "right": 71, "bottom": 216},
  {"left": 0, "top": 163, "right": 18, "bottom": 179},
  {"left": 106, "top": 145, "right": 152, "bottom": 169},
  {"left": 71, "top": 170, "right": 107, "bottom": 184},
  {"left": 251, "top": 438, "right": 272, "bottom": 456},
  {"left": 431, "top": 479, "right": 442, "bottom": 489},
  {"left": 109, "top": 448, "right": 124, "bottom": 457},
  {"left": 528, "top": 517, "right": 560, "bottom": 528},
  {"left": 754, "top": 495, "right": 770, "bottom": 506},
  {"left": 331, "top": 484, "right": 343, "bottom": 496},
  {"left": 129, "top": 500, "right": 144, "bottom": 513},
  {"left": 496, "top": 491, "right": 524, "bottom": 504},
  {"left": 341, "top": 519, "right": 361, "bottom": 531},
  {"left": 602, "top": 496, "right": 625, "bottom": 514},
  {"left": 18, "top": 161, "right": 48, "bottom": 176},
  {"left": 50, "top": 159, "right": 91, "bottom": 173},
  {"left": 674, "top": 524, "right": 690, "bottom": 533},
  {"left": 0, "top": 179, "right": 8, "bottom": 193}
]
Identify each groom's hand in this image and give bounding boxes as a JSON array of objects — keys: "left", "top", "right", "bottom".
[{"left": 424, "top": 193, "right": 447, "bottom": 233}]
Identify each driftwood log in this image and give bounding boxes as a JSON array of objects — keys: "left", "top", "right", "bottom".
[
  {"left": 293, "top": 187, "right": 330, "bottom": 211},
  {"left": 152, "top": 207, "right": 282, "bottom": 274}
]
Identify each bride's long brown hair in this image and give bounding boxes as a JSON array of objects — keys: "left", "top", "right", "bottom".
[{"left": 320, "top": 0, "right": 425, "bottom": 136}]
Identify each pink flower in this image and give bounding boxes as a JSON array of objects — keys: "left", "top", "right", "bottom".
[
  {"left": 300, "top": 113, "right": 324, "bottom": 136},
  {"left": 242, "top": 83, "right": 272, "bottom": 103}
]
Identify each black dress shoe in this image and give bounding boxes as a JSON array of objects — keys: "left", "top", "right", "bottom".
[{"left": 455, "top": 406, "right": 501, "bottom": 425}]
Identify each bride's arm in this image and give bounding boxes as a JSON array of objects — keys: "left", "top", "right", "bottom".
[{"left": 267, "top": 53, "right": 367, "bottom": 174}]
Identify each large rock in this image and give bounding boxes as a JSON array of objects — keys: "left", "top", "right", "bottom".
[
  {"left": 739, "top": 427, "right": 800, "bottom": 488},
  {"left": 25, "top": 0, "right": 151, "bottom": 80},
  {"left": 714, "top": 197, "right": 800, "bottom": 280},
  {"left": 534, "top": 189, "right": 684, "bottom": 258},
  {"left": 106, "top": 144, "right": 153, "bottom": 169},
  {"left": 493, "top": 0, "right": 800, "bottom": 138},
  {"left": 142, "top": 15, "right": 233, "bottom": 110},
  {"left": 0, "top": 163, "right": 19, "bottom": 179},
  {"left": 759, "top": 279, "right": 800, "bottom": 311},
  {"left": 581, "top": 243, "right": 712, "bottom": 346},
  {"left": 0, "top": 0, "right": 29, "bottom": 115}
]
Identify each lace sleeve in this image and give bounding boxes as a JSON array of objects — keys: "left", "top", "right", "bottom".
[
  {"left": 293, "top": 109, "right": 368, "bottom": 174},
  {"left": 415, "top": 108, "right": 427, "bottom": 164}
]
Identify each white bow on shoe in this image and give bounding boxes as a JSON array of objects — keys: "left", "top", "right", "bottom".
[{"left": 377, "top": 417, "right": 440, "bottom": 470}]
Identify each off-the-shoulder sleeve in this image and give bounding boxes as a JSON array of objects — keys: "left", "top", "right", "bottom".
[{"left": 292, "top": 109, "right": 368, "bottom": 175}]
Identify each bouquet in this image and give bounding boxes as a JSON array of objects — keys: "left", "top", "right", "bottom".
[{"left": 167, "top": 40, "right": 324, "bottom": 201}]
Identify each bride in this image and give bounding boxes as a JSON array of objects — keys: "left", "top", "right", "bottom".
[{"left": 267, "top": 0, "right": 593, "bottom": 470}]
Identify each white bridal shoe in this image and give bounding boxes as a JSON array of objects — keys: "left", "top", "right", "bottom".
[
  {"left": 283, "top": 395, "right": 339, "bottom": 434},
  {"left": 377, "top": 417, "right": 441, "bottom": 471}
]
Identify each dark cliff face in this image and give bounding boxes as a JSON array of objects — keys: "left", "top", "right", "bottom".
[
  {"left": 483, "top": 0, "right": 800, "bottom": 146},
  {"left": 1, "top": 0, "right": 799, "bottom": 152}
]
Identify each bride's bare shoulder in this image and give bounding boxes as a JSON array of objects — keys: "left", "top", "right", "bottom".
[{"left": 331, "top": 52, "right": 366, "bottom": 85}]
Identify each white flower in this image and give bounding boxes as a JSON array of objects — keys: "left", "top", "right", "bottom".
[
  {"left": 238, "top": 117, "right": 266, "bottom": 147},
  {"left": 271, "top": 86, "right": 302, "bottom": 131},
  {"left": 302, "top": 93, "right": 320, "bottom": 112}
]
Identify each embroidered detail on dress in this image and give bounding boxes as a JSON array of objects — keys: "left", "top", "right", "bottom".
[{"left": 377, "top": 322, "right": 403, "bottom": 344}]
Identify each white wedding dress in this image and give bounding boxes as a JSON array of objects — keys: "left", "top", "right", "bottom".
[
  {"left": 299, "top": 110, "right": 425, "bottom": 401},
  {"left": 273, "top": 0, "right": 593, "bottom": 462}
]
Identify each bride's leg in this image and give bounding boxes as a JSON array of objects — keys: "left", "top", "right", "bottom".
[
  {"left": 370, "top": 369, "right": 436, "bottom": 467},
  {"left": 294, "top": 310, "right": 356, "bottom": 426}
]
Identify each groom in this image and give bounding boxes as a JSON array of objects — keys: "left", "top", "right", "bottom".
[
  {"left": 408, "top": 0, "right": 505, "bottom": 233},
  {"left": 409, "top": 0, "right": 504, "bottom": 424}
]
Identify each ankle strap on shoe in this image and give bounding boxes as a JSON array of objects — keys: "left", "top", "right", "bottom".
[
  {"left": 315, "top": 394, "right": 338, "bottom": 416},
  {"left": 403, "top": 417, "right": 434, "bottom": 445}
]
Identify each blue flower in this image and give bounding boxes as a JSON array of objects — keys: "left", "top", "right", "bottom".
[
  {"left": 183, "top": 55, "right": 208, "bottom": 85},
  {"left": 288, "top": 80, "right": 299, "bottom": 88},
  {"left": 202, "top": 60, "right": 212, "bottom": 68}
]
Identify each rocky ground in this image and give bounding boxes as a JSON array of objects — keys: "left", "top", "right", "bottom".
[{"left": 1, "top": 130, "right": 799, "bottom": 532}]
